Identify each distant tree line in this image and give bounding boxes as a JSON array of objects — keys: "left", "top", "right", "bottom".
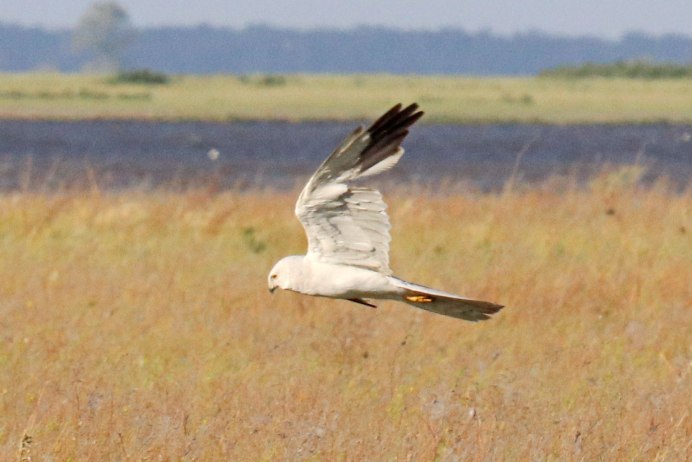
[{"left": 1, "top": 22, "right": 691, "bottom": 75}]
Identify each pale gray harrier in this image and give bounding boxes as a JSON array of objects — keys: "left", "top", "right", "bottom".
[{"left": 268, "top": 103, "right": 503, "bottom": 321}]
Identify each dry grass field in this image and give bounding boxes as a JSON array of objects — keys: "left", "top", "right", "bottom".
[
  {"left": 2, "top": 73, "right": 692, "bottom": 123},
  {"left": 0, "top": 169, "right": 689, "bottom": 460}
]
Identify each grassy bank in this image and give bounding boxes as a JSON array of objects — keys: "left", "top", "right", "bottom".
[
  {"left": 1, "top": 73, "right": 692, "bottom": 123},
  {"left": 0, "top": 173, "right": 689, "bottom": 459}
]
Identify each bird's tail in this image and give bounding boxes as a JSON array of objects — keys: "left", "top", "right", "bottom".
[{"left": 389, "top": 277, "right": 503, "bottom": 322}]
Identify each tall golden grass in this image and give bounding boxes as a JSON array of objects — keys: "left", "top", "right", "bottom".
[
  {"left": 0, "top": 171, "right": 689, "bottom": 460},
  {"left": 2, "top": 72, "right": 692, "bottom": 123}
]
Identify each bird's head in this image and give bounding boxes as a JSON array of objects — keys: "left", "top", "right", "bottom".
[{"left": 267, "top": 256, "right": 303, "bottom": 293}]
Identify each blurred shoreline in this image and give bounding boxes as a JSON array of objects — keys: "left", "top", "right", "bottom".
[{"left": 2, "top": 73, "right": 692, "bottom": 124}]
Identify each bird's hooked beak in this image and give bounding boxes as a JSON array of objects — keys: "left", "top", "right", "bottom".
[{"left": 268, "top": 272, "right": 278, "bottom": 293}]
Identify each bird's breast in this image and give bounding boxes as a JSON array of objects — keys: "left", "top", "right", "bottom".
[{"left": 301, "top": 260, "right": 393, "bottom": 299}]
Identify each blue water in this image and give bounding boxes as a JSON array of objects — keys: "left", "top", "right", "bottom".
[{"left": 0, "top": 120, "right": 689, "bottom": 191}]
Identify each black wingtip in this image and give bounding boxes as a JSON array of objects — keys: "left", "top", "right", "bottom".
[
  {"left": 368, "top": 103, "right": 423, "bottom": 137},
  {"left": 368, "top": 103, "right": 404, "bottom": 133},
  {"left": 366, "top": 103, "right": 424, "bottom": 144},
  {"left": 354, "top": 103, "right": 424, "bottom": 174}
]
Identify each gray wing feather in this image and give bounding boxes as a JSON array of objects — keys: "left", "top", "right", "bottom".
[
  {"left": 299, "top": 188, "right": 392, "bottom": 272},
  {"left": 295, "top": 103, "right": 424, "bottom": 273}
]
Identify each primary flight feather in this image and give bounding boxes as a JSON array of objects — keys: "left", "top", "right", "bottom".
[{"left": 268, "top": 103, "right": 503, "bottom": 321}]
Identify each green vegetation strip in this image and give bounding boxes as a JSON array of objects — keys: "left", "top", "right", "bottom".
[
  {"left": 540, "top": 61, "right": 692, "bottom": 79},
  {"left": 1, "top": 72, "right": 692, "bottom": 123}
]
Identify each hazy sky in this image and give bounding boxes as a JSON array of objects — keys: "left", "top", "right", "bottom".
[{"left": 3, "top": 0, "right": 692, "bottom": 38}]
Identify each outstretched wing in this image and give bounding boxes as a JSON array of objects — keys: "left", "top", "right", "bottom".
[{"left": 295, "top": 103, "right": 424, "bottom": 274}]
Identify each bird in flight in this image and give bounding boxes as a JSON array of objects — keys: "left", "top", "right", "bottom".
[{"left": 268, "top": 103, "right": 503, "bottom": 321}]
